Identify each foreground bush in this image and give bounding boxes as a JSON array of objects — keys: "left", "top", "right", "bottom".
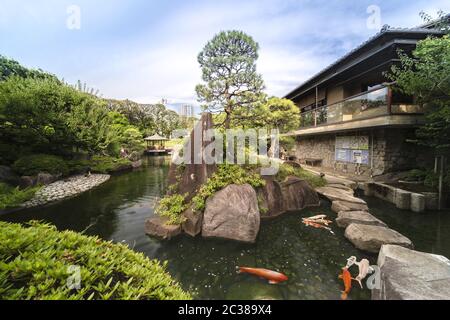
[
  {"left": 0, "top": 183, "right": 41, "bottom": 210},
  {"left": 12, "top": 154, "right": 69, "bottom": 176},
  {"left": 0, "top": 221, "right": 191, "bottom": 300}
]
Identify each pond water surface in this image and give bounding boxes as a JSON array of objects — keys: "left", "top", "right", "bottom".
[{"left": 1, "top": 157, "right": 381, "bottom": 300}]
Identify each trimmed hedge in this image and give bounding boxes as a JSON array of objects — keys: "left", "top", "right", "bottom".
[
  {"left": 12, "top": 154, "right": 69, "bottom": 176},
  {"left": 0, "top": 221, "right": 191, "bottom": 300}
]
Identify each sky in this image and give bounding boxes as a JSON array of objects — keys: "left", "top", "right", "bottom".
[{"left": 1, "top": 0, "right": 449, "bottom": 112}]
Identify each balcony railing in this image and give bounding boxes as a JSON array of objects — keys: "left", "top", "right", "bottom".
[{"left": 299, "top": 85, "right": 424, "bottom": 129}]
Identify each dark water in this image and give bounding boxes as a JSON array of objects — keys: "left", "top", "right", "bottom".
[
  {"left": 1, "top": 157, "right": 373, "bottom": 300},
  {"left": 362, "top": 196, "right": 450, "bottom": 259}
]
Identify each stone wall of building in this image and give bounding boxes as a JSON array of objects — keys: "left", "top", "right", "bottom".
[{"left": 293, "top": 128, "right": 432, "bottom": 178}]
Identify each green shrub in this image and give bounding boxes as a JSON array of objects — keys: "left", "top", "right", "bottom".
[
  {"left": 275, "top": 163, "right": 326, "bottom": 188},
  {"left": 66, "top": 159, "right": 91, "bottom": 175},
  {"left": 192, "top": 164, "right": 265, "bottom": 211},
  {"left": 89, "top": 156, "right": 132, "bottom": 174},
  {"left": 405, "top": 169, "right": 427, "bottom": 182},
  {"left": 0, "top": 183, "right": 41, "bottom": 210},
  {"left": 155, "top": 194, "right": 188, "bottom": 225},
  {"left": 0, "top": 221, "right": 191, "bottom": 300},
  {"left": 12, "top": 154, "right": 68, "bottom": 176}
]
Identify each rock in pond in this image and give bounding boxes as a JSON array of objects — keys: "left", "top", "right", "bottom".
[
  {"left": 331, "top": 200, "right": 368, "bottom": 213},
  {"left": 257, "top": 177, "right": 285, "bottom": 218},
  {"left": 316, "top": 186, "right": 366, "bottom": 204},
  {"left": 373, "top": 245, "right": 450, "bottom": 300},
  {"left": 202, "top": 184, "right": 260, "bottom": 243},
  {"left": 182, "top": 206, "right": 203, "bottom": 237},
  {"left": 145, "top": 216, "right": 181, "bottom": 240},
  {"left": 336, "top": 211, "right": 387, "bottom": 228},
  {"left": 344, "top": 224, "right": 413, "bottom": 253},
  {"left": 280, "top": 176, "right": 320, "bottom": 212}
]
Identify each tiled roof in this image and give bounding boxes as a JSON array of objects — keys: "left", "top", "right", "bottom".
[{"left": 284, "top": 25, "right": 446, "bottom": 98}]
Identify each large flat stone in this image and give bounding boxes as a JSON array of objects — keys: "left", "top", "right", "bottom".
[
  {"left": 316, "top": 187, "right": 366, "bottom": 204},
  {"left": 202, "top": 184, "right": 260, "bottom": 243},
  {"left": 336, "top": 211, "right": 387, "bottom": 228},
  {"left": 145, "top": 216, "right": 181, "bottom": 240},
  {"left": 331, "top": 201, "right": 369, "bottom": 213},
  {"left": 373, "top": 245, "right": 450, "bottom": 300},
  {"left": 344, "top": 224, "right": 413, "bottom": 253}
]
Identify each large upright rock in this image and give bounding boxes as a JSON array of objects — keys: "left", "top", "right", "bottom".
[
  {"left": 257, "top": 177, "right": 285, "bottom": 218},
  {"left": 202, "top": 184, "right": 260, "bottom": 243},
  {"left": 344, "top": 224, "right": 413, "bottom": 253},
  {"left": 167, "top": 113, "right": 216, "bottom": 201},
  {"left": 373, "top": 245, "right": 450, "bottom": 300},
  {"left": 280, "top": 176, "right": 320, "bottom": 212}
]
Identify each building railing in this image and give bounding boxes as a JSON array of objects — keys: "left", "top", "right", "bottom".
[{"left": 299, "top": 85, "right": 424, "bottom": 128}]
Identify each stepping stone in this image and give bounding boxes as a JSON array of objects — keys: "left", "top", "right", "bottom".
[
  {"left": 373, "top": 245, "right": 450, "bottom": 300},
  {"left": 317, "top": 187, "right": 366, "bottom": 204},
  {"left": 331, "top": 201, "right": 368, "bottom": 213},
  {"left": 326, "top": 184, "right": 354, "bottom": 195},
  {"left": 344, "top": 224, "right": 413, "bottom": 253},
  {"left": 145, "top": 216, "right": 181, "bottom": 240},
  {"left": 336, "top": 211, "right": 387, "bottom": 228}
]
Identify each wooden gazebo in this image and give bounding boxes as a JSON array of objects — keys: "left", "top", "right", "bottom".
[{"left": 144, "top": 134, "right": 169, "bottom": 155}]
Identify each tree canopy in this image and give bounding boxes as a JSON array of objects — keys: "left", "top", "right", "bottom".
[
  {"left": 196, "top": 30, "right": 265, "bottom": 129},
  {"left": 388, "top": 32, "right": 450, "bottom": 154}
]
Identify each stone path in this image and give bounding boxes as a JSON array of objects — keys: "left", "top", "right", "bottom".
[
  {"left": 315, "top": 176, "right": 413, "bottom": 254},
  {"left": 22, "top": 174, "right": 110, "bottom": 208}
]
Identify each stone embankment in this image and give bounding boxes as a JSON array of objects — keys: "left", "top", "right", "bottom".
[{"left": 22, "top": 174, "right": 110, "bottom": 208}]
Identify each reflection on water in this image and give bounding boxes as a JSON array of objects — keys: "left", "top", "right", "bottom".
[
  {"left": 2, "top": 157, "right": 373, "bottom": 300},
  {"left": 363, "top": 196, "right": 450, "bottom": 259}
]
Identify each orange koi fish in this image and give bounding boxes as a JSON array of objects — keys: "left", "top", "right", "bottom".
[
  {"left": 238, "top": 267, "right": 288, "bottom": 284},
  {"left": 338, "top": 267, "right": 356, "bottom": 300},
  {"left": 302, "top": 220, "right": 335, "bottom": 234}
]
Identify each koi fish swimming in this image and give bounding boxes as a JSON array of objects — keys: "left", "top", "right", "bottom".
[
  {"left": 302, "top": 220, "right": 335, "bottom": 235},
  {"left": 338, "top": 267, "right": 357, "bottom": 300},
  {"left": 238, "top": 267, "right": 288, "bottom": 284}
]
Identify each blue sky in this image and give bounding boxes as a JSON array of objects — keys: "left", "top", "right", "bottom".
[{"left": 1, "top": 0, "right": 449, "bottom": 110}]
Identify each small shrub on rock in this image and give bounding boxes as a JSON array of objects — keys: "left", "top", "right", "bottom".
[{"left": 155, "top": 194, "right": 188, "bottom": 225}]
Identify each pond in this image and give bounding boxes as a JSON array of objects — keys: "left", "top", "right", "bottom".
[
  {"left": 362, "top": 195, "right": 450, "bottom": 259},
  {"left": 1, "top": 157, "right": 374, "bottom": 300}
]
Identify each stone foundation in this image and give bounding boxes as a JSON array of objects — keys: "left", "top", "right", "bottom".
[{"left": 293, "top": 128, "right": 432, "bottom": 178}]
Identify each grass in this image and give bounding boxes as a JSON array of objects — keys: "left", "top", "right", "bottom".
[
  {"left": 0, "top": 221, "right": 191, "bottom": 300},
  {"left": 275, "top": 163, "right": 326, "bottom": 188},
  {"left": 0, "top": 183, "right": 41, "bottom": 210}
]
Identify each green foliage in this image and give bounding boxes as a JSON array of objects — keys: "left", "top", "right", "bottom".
[
  {"left": 89, "top": 156, "right": 132, "bottom": 174},
  {"left": 405, "top": 169, "right": 428, "bottom": 182},
  {"left": 192, "top": 164, "right": 265, "bottom": 211},
  {"left": 155, "top": 194, "right": 188, "bottom": 225},
  {"left": 275, "top": 163, "right": 326, "bottom": 188},
  {"left": 0, "top": 221, "right": 191, "bottom": 300},
  {"left": 0, "top": 183, "right": 41, "bottom": 210},
  {"left": 12, "top": 154, "right": 69, "bottom": 176},
  {"left": 196, "top": 30, "right": 265, "bottom": 129},
  {"left": 0, "top": 55, "right": 57, "bottom": 82},
  {"left": 388, "top": 33, "right": 450, "bottom": 154}
]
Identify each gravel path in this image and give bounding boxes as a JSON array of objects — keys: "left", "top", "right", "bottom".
[{"left": 22, "top": 174, "right": 110, "bottom": 208}]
